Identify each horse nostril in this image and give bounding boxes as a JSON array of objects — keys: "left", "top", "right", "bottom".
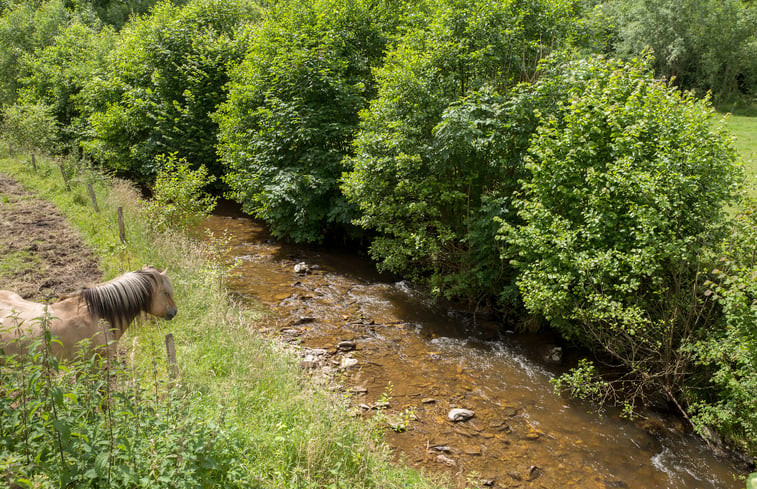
[{"left": 166, "top": 308, "right": 177, "bottom": 320}]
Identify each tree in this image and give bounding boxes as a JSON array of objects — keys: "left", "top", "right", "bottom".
[
  {"left": 342, "top": 0, "right": 578, "bottom": 302},
  {"left": 607, "top": 0, "right": 757, "bottom": 104},
  {"left": 215, "top": 0, "right": 407, "bottom": 243},
  {"left": 18, "top": 20, "right": 115, "bottom": 152},
  {"left": 81, "top": 0, "right": 260, "bottom": 181},
  {"left": 0, "top": 0, "right": 69, "bottom": 106}
]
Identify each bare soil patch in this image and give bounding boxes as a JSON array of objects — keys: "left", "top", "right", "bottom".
[{"left": 0, "top": 173, "right": 101, "bottom": 300}]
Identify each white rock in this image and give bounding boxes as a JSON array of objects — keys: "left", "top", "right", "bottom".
[
  {"left": 448, "top": 408, "right": 475, "bottom": 422},
  {"left": 340, "top": 357, "right": 359, "bottom": 369}
]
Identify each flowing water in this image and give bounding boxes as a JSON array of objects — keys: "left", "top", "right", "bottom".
[{"left": 203, "top": 212, "right": 746, "bottom": 489}]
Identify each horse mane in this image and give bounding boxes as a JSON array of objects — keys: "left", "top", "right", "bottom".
[{"left": 78, "top": 269, "right": 158, "bottom": 330}]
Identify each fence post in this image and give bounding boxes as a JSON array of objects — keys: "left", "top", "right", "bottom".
[
  {"left": 87, "top": 183, "right": 100, "bottom": 212},
  {"left": 117, "top": 207, "right": 126, "bottom": 243},
  {"left": 58, "top": 162, "right": 70, "bottom": 191},
  {"left": 165, "top": 333, "right": 179, "bottom": 379},
  {"left": 31, "top": 153, "right": 37, "bottom": 171}
]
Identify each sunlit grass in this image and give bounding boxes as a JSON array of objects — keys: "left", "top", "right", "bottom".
[{"left": 723, "top": 113, "right": 757, "bottom": 199}]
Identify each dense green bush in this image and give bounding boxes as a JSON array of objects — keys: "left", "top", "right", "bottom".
[
  {"left": 17, "top": 20, "right": 114, "bottom": 152},
  {"left": 81, "top": 0, "right": 260, "bottom": 182},
  {"left": 0, "top": 0, "right": 70, "bottom": 107},
  {"left": 687, "top": 202, "right": 757, "bottom": 456},
  {"left": 2, "top": 101, "right": 60, "bottom": 154},
  {"left": 342, "top": 0, "right": 578, "bottom": 303},
  {"left": 215, "top": 0, "right": 406, "bottom": 243},
  {"left": 503, "top": 55, "right": 742, "bottom": 410}
]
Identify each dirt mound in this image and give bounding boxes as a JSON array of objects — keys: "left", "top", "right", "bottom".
[{"left": 0, "top": 173, "right": 101, "bottom": 300}]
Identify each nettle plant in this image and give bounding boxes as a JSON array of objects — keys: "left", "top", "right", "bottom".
[{"left": 0, "top": 312, "right": 247, "bottom": 488}]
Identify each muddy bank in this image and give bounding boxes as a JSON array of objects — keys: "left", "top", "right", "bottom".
[
  {"left": 0, "top": 174, "right": 101, "bottom": 298},
  {"left": 205, "top": 212, "right": 746, "bottom": 489}
]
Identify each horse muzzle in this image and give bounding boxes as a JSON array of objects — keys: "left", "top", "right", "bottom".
[{"left": 165, "top": 307, "right": 177, "bottom": 320}]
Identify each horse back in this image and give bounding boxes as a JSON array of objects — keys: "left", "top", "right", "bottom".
[{"left": 0, "top": 291, "right": 53, "bottom": 353}]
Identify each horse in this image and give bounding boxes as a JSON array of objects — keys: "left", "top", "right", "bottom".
[{"left": 0, "top": 266, "right": 177, "bottom": 359}]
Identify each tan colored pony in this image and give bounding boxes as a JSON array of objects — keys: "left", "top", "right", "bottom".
[{"left": 0, "top": 266, "right": 177, "bottom": 358}]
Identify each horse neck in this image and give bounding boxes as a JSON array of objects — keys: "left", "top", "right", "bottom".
[{"left": 74, "top": 289, "right": 141, "bottom": 338}]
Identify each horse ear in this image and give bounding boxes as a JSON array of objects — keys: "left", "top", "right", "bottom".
[{"left": 160, "top": 268, "right": 168, "bottom": 276}]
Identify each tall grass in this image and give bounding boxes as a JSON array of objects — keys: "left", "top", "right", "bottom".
[{"left": 0, "top": 150, "right": 442, "bottom": 489}]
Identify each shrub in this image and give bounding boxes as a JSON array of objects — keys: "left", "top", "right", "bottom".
[
  {"left": 2, "top": 101, "right": 60, "bottom": 155},
  {"left": 215, "top": 0, "right": 404, "bottom": 243},
  {"left": 502, "top": 55, "right": 742, "bottom": 411},
  {"left": 342, "top": 0, "right": 577, "bottom": 302},
  {"left": 142, "top": 153, "right": 217, "bottom": 231},
  {"left": 81, "top": 0, "right": 260, "bottom": 182},
  {"left": 687, "top": 201, "right": 757, "bottom": 457}
]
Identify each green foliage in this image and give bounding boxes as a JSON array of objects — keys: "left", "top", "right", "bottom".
[
  {"left": 83, "top": 0, "right": 181, "bottom": 29},
  {"left": 1, "top": 320, "right": 249, "bottom": 488},
  {"left": 2, "top": 101, "right": 60, "bottom": 153},
  {"left": 503, "top": 55, "right": 742, "bottom": 410},
  {"left": 82, "top": 0, "right": 260, "bottom": 182},
  {"left": 687, "top": 202, "right": 757, "bottom": 457},
  {"left": 143, "top": 153, "right": 217, "bottom": 231},
  {"left": 342, "top": 0, "right": 578, "bottom": 301},
  {"left": 215, "top": 0, "right": 405, "bottom": 243},
  {"left": 748, "top": 473, "right": 757, "bottom": 489},
  {"left": 17, "top": 19, "right": 115, "bottom": 152},
  {"left": 605, "top": 0, "right": 757, "bottom": 104},
  {"left": 0, "top": 0, "right": 70, "bottom": 106}
]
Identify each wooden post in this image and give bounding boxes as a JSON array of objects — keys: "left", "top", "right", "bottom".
[
  {"left": 31, "top": 153, "right": 37, "bottom": 171},
  {"left": 165, "top": 333, "right": 179, "bottom": 379},
  {"left": 58, "top": 163, "right": 70, "bottom": 191},
  {"left": 87, "top": 183, "right": 100, "bottom": 212},
  {"left": 117, "top": 207, "right": 126, "bottom": 243}
]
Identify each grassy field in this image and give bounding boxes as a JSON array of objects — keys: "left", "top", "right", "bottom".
[
  {"left": 0, "top": 152, "right": 443, "bottom": 489},
  {"left": 724, "top": 113, "right": 757, "bottom": 195}
]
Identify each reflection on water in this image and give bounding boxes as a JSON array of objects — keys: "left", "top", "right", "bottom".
[{"left": 203, "top": 213, "right": 745, "bottom": 489}]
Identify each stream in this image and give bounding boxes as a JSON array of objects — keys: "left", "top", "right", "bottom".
[{"left": 202, "top": 211, "right": 746, "bottom": 489}]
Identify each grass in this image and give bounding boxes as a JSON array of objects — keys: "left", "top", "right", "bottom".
[
  {"left": 721, "top": 109, "right": 757, "bottom": 198},
  {"left": 0, "top": 150, "right": 443, "bottom": 489}
]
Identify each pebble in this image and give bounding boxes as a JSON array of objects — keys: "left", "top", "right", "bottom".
[
  {"left": 294, "top": 262, "right": 310, "bottom": 274},
  {"left": 340, "top": 357, "right": 359, "bottom": 369},
  {"left": 337, "top": 340, "right": 356, "bottom": 351},
  {"left": 435, "top": 454, "right": 457, "bottom": 467},
  {"left": 421, "top": 398, "right": 436, "bottom": 404},
  {"left": 527, "top": 465, "right": 543, "bottom": 481},
  {"left": 429, "top": 445, "right": 451, "bottom": 453},
  {"left": 292, "top": 316, "right": 315, "bottom": 325},
  {"left": 448, "top": 408, "right": 475, "bottom": 422},
  {"left": 300, "top": 355, "right": 320, "bottom": 369}
]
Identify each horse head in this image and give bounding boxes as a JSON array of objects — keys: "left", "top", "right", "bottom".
[{"left": 144, "top": 266, "right": 177, "bottom": 321}]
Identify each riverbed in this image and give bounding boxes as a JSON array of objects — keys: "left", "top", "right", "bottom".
[{"left": 203, "top": 212, "right": 745, "bottom": 489}]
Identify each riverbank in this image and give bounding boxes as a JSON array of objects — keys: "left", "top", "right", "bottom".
[{"left": 0, "top": 149, "right": 441, "bottom": 488}]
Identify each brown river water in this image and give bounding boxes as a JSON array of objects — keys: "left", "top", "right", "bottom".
[{"left": 202, "top": 211, "right": 747, "bottom": 489}]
